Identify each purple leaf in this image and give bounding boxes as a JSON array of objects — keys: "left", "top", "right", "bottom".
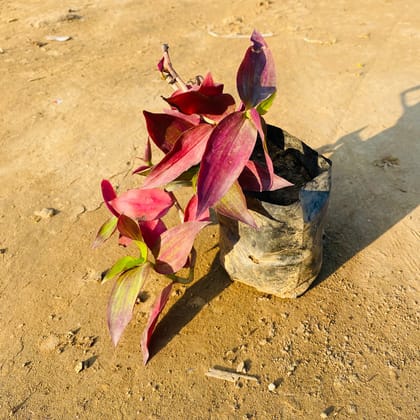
[
  {"left": 117, "top": 214, "right": 142, "bottom": 240},
  {"left": 239, "top": 160, "right": 293, "bottom": 192},
  {"left": 165, "top": 92, "right": 235, "bottom": 120},
  {"left": 140, "top": 219, "right": 167, "bottom": 252},
  {"left": 143, "top": 137, "right": 152, "bottom": 163},
  {"left": 141, "top": 282, "right": 173, "bottom": 365},
  {"left": 153, "top": 221, "right": 210, "bottom": 274},
  {"left": 237, "top": 30, "right": 276, "bottom": 108},
  {"left": 142, "top": 124, "right": 213, "bottom": 189},
  {"left": 197, "top": 73, "right": 225, "bottom": 95},
  {"left": 143, "top": 111, "right": 197, "bottom": 154},
  {"left": 214, "top": 181, "right": 257, "bottom": 227},
  {"left": 196, "top": 111, "right": 257, "bottom": 216},
  {"left": 132, "top": 164, "right": 152, "bottom": 175},
  {"left": 163, "top": 73, "right": 236, "bottom": 120},
  {"left": 163, "top": 108, "right": 201, "bottom": 125},
  {"left": 107, "top": 264, "right": 151, "bottom": 346},
  {"left": 110, "top": 188, "right": 174, "bottom": 220},
  {"left": 249, "top": 108, "right": 274, "bottom": 189}
]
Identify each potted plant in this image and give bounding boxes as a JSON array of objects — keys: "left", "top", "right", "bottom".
[{"left": 94, "top": 31, "right": 331, "bottom": 363}]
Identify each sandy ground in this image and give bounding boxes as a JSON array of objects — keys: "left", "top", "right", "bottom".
[{"left": 1, "top": 1, "right": 419, "bottom": 418}]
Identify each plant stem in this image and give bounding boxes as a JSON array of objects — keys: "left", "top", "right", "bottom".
[{"left": 161, "top": 44, "right": 188, "bottom": 92}]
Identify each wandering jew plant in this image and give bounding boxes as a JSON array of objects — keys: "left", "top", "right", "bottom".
[{"left": 94, "top": 30, "right": 292, "bottom": 364}]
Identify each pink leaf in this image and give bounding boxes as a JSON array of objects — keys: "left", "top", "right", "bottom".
[
  {"left": 157, "top": 57, "right": 164, "bottom": 72},
  {"left": 196, "top": 111, "right": 257, "bottom": 216},
  {"left": 237, "top": 30, "right": 276, "bottom": 108},
  {"left": 141, "top": 282, "right": 173, "bottom": 365},
  {"left": 101, "top": 179, "right": 119, "bottom": 217},
  {"left": 142, "top": 124, "right": 213, "bottom": 189},
  {"left": 239, "top": 160, "right": 293, "bottom": 191},
  {"left": 107, "top": 264, "right": 151, "bottom": 346},
  {"left": 143, "top": 111, "right": 197, "bottom": 154},
  {"left": 214, "top": 181, "right": 257, "bottom": 227},
  {"left": 110, "top": 188, "right": 174, "bottom": 220},
  {"left": 140, "top": 219, "right": 167, "bottom": 251},
  {"left": 153, "top": 221, "right": 210, "bottom": 274},
  {"left": 184, "top": 195, "right": 211, "bottom": 222}
]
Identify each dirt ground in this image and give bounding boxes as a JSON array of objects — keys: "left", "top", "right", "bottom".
[{"left": 1, "top": 1, "right": 419, "bottom": 418}]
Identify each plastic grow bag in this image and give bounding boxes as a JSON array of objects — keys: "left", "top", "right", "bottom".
[{"left": 218, "top": 125, "right": 332, "bottom": 298}]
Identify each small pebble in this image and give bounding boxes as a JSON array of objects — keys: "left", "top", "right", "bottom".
[
  {"left": 347, "top": 404, "right": 358, "bottom": 414},
  {"left": 74, "top": 361, "right": 84, "bottom": 373},
  {"left": 268, "top": 383, "right": 277, "bottom": 392},
  {"left": 320, "top": 406, "right": 335, "bottom": 418},
  {"left": 84, "top": 270, "right": 102, "bottom": 283},
  {"left": 33, "top": 207, "right": 57, "bottom": 220},
  {"left": 236, "top": 361, "right": 245, "bottom": 373},
  {"left": 46, "top": 35, "right": 72, "bottom": 42},
  {"left": 389, "top": 368, "right": 399, "bottom": 380}
]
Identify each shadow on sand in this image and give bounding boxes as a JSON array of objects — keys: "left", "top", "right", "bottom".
[
  {"left": 149, "top": 256, "right": 231, "bottom": 359},
  {"left": 317, "top": 85, "right": 420, "bottom": 281}
]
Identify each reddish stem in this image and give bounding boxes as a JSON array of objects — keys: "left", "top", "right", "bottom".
[{"left": 161, "top": 44, "right": 188, "bottom": 92}]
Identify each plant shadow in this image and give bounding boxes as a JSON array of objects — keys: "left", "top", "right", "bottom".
[
  {"left": 315, "top": 85, "right": 420, "bottom": 283},
  {"left": 148, "top": 254, "right": 231, "bottom": 361}
]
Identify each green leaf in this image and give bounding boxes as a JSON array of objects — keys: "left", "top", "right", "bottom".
[
  {"left": 107, "top": 264, "right": 151, "bottom": 346},
  {"left": 191, "top": 171, "right": 199, "bottom": 192},
  {"left": 92, "top": 216, "right": 118, "bottom": 248},
  {"left": 102, "top": 255, "right": 146, "bottom": 284},
  {"left": 164, "top": 165, "right": 200, "bottom": 191},
  {"left": 256, "top": 91, "right": 276, "bottom": 115},
  {"left": 133, "top": 240, "right": 148, "bottom": 259}
]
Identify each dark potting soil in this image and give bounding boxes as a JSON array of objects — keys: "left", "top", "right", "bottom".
[{"left": 248, "top": 124, "right": 325, "bottom": 206}]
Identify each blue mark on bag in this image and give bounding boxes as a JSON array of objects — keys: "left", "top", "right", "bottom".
[{"left": 300, "top": 190, "right": 330, "bottom": 223}]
